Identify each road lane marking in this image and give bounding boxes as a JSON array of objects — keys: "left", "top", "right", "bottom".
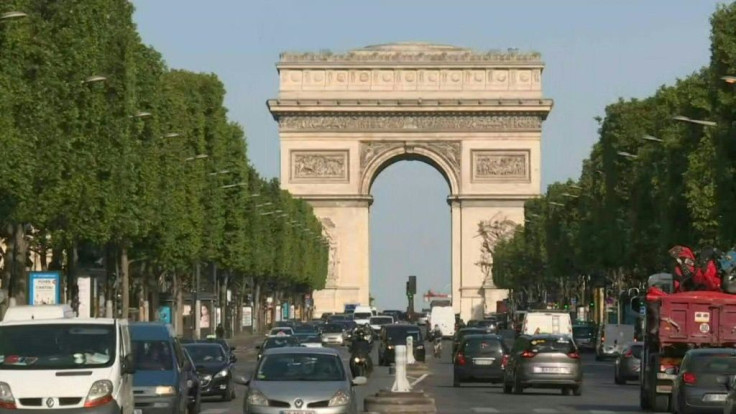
[
  {"left": 200, "top": 409, "right": 229, "bottom": 414},
  {"left": 589, "top": 411, "right": 616, "bottom": 414},
  {"left": 471, "top": 408, "right": 499, "bottom": 413},
  {"left": 532, "top": 409, "right": 559, "bottom": 413}
]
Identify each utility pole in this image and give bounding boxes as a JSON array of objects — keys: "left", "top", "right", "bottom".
[{"left": 406, "top": 275, "right": 416, "bottom": 318}]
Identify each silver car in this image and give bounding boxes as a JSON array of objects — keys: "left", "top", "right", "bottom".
[
  {"left": 503, "top": 334, "right": 583, "bottom": 395},
  {"left": 614, "top": 342, "right": 642, "bottom": 384},
  {"left": 321, "top": 323, "right": 346, "bottom": 346},
  {"left": 237, "top": 347, "right": 367, "bottom": 414}
]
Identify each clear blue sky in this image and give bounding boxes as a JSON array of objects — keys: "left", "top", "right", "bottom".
[{"left": 133, "top": 0, "right": 724, "bottom": 310}]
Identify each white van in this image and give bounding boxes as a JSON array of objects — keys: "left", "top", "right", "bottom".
[
  {"left": 522, "top": 310, "right": 573, "bottom": 337},
  {"left": 352, "top": 306, "right": 373, "bottom": 326},
  {"left": 0, "top": 305, "right": 135, "bottom": 413},
  {"left": 429, "top": 306, "right": 455, "bottom": 338}
]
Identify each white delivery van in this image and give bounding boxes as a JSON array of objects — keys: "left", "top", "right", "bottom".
[
  {"left": 522, "top": 310, "right": 573, "bottom": 337},
  {"left": 429, "top": 306, "right": 455, "bottom": 338},
  {"left": 352, "top": 306, "right": 373, "bottom": 326},
  {"left": 0, "top": 305, "right": 135, "bottom": 413}
]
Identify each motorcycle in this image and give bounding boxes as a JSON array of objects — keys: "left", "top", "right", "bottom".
[
  {"left": 433, "top": 338, "right": 442, "bottom": 358},
  {"left": 349, "top": 353, "right": 373, "bottom": 378}
]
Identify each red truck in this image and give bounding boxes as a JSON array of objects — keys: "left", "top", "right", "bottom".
[{"left": 639, "top": 289, "right": 736, "bottom": 412}]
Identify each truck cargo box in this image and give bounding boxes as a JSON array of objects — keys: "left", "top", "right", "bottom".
[{"left": 647, "top": 291, "right": 736, "bottom": 347}]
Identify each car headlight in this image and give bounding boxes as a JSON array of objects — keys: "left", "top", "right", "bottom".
[
  {"left": 388, "top": 345, "right": 394, "bottom": 350},
  {"left": 354, "top": 357, "right": 361, "bottom": 363},
  {"left": 0, "top": 382, "right": 15, "bottom": 409},
  {"left": 214, "top": 369, "right": 229, "bottom": 379},
  {"left": 417, "top": 345, "right": 424, "bottom": 349},
  {"left": 246, "top": 389, "right": 269, "bottom": 406},
  {"left": 154, "top": 386, "right": 175, "bottom": 396},
  {"left": 328, "top": 390, "right": 350, "bottom": 407}
]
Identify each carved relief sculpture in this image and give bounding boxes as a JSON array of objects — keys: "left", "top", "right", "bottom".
[
  {"left": 279, "top": 114, "right": 542, "bottom": 132},
  {"left": 291, "top": 151, "right": 348, "bottom": 180},
  {"left": 472, "top": 151, "right": 529, "bottom": 181},
  {"left": 321, "top": 218, "right": 339, "bottom": 288}
]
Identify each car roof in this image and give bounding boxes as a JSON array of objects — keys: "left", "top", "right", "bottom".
[
  {"left": 522, "top": 333, "right": 572, "bottom": 340},
  {"left": 130, "top": 322, "right": 174, "bottom": 340},
  {"left": 183, "top": 342, "right": 225, "bottom": 349},
  {"left": 686, "top": 348, "right": 736, "bottom": 356},
  {"left": 263, "top": 346, "right": 340, "bottom": 356},
  {"left": 462, "top": 334, "right": 502, "bottom": 340}
]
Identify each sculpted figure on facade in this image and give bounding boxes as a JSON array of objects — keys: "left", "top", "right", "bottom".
[
  {"left": 292, "top": 152, "right": 347, "bottom": 179},
  {"left": 279, "top": 114, "right": 541, "bottom": 132},
  {"left": 321, "top": 218, "right": 339, "bottom": 288}
]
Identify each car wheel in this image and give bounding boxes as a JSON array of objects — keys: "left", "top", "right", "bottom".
[
  {"left": 572, "top": 385, "right": 582, "bottom": 396},
  {"left": 561, "top": 387, "right": 571, "bottom": 396},
  {"left": 503, "top": 381, "right": 512, "bottom": 394},
  {"left": 222, "top": 381, "right": 233, "bottom": 402},
  {"left": 512, "top": 373, "right": 523, "bottom": 394},
  {"left": 614, "top": 366, "right": 625, "bottom": 385}
]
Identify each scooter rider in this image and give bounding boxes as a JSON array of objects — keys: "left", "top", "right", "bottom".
[{"left": 349, "top": 330, "right": 373, "bottom": 377}]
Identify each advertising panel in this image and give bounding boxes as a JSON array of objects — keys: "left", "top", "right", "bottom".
[{"left": 29, "top": 271, "right": 61, "bottom": 306}]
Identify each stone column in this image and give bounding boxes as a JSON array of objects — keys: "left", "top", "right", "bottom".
[{"left": 448, "top": 197, "right": 462, "bottom": 316}]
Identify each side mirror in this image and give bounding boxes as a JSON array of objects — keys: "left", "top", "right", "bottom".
[
  {"left": 352, "top": 376, "right": 367, "bottom": 386},
  {"left": 233, "top": 375, "right": 250, "bottom": 386},
  {"left": 255, "top": 345, "right": 261, "bottom": 350},
  {"left": 186, "top": 379, "right": 193, "bottom": 389},
  {"left": 122, "top": 354, "right": 136, "bottom": 375},
  {"left": 230, "top": 354, "right": 238, "bottom": 363},
  {"left": 230, "top": 346, "right": 237, "bottom": 351},
  {"left": 182, "top": 359, "right": 192, "bottom": 371}
]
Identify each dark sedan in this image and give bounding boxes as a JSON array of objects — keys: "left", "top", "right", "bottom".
[
  {"left": 183, "top": 343, "right": 235, "bottom": 401},
  {"left": 672, "top": 348, "right": 736, "bottom": 414},
  {"left": 614, "top": 342, "right": 641, "bottom": 384},
  {"left": 572, "top": 325, "right": 596, "bottom": 352},
  {"left": 453, "top": 334, "right": 508, "bottom": 387},
  {"left": 257, "top": 336, "right": 301, "bottom": 359}
]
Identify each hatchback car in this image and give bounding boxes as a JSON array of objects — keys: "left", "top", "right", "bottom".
[
  {"left": 572, "top": 325, "right": 596, "bottom": 352},
  {"left": 453, "top": 334, "right": 508, "bottom": 387},
  {"left": 184, "top": 343, "right": 235, "bottom": 401},
  {"left": 452, "top": 328, "right": 487, "bottom": 355},
  {"left": 503, "top": 334, "right": 583, "bottom": 395},
  {"left": 672, "top": 348, "right": 736, "bottom": 414},
  {"left": 614, "top": 342, "right": 642, "bottom": 384},
  {"left": 378, "top": 325, "right": 425, "bottom": 365},
  {"left": 238, "top": 347, "right": 366, "bottom": 414},
  {"left": 321, "top": 323, "right": 346, "bottom": 346}
]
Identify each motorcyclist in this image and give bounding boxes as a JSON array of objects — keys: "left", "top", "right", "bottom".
[
  {"left": 431, "top": 324, "right": 442, "bottom": 340},
  {"left": 349, "top": 330, "right": 373, "bottom": 377}
]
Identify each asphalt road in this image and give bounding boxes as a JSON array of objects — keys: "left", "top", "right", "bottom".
[{"left": 195, "top": 335, "right": 658, "bottom": 414}]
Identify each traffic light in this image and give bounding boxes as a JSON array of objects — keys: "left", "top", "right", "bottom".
[{"left": 408, "top": 276, "right": 416, "bottom": 295}]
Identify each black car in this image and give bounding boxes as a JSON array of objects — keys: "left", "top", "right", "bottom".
[
  {"left": 453, "top": 328, "right": 487, "bottom": 355},
  {"left": 183, "top": 343, "right": 236, "bottom": 401},
  {"left": 257, "top": 336, "right": 301, "bottom": 359},
  {"left": 572, "top": 325, "right": 596, "bottom": 352},
  {"left": 378, "top": 325, "right": 425, "bottom": 365},
  {"left": 453, "top": 334, "right": 508, "bottom": 387},
  {"left": 181, "top": 347, "right": 202, "bottom": 414},
  {"left": 292, "top": 325, "right": 320, "bottom": 343},
  {"left": 202, "top": 338, "right": 236, "bottom": 360},
  {"left": 672, "top": 348, "right": 736, "bottom": 414}
]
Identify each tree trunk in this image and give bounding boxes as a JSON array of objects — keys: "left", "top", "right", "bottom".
[
  {"left": 253, "top": 281, "right": 261, "bottom": 334},
  {"left": 67, "top": 244, "right": 78, "bottom": 311},
  {"left": 173, "top": 272, "right": 184, "bottom": 336},
  {"left": 10, "top": 224, "right": 29, "bottom": 306},
  {"left": 120, "top": 244, "right": 129, "bottom": 321}
]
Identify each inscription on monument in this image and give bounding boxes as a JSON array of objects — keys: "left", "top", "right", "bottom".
[
  {"left": 291, "top": 151, "right": 348, "bottom": 181},
  {"left": 279, "top": 114, "right": 541, "bottom": 132},
  {"left": 472, "top": 150, "right": 529, "bottom": 181}
]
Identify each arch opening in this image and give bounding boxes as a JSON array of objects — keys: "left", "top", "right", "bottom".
[{"left": 369, "top": 159, "right": 452, "bottom": 311}]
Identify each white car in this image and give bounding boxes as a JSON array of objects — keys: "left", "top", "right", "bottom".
[{"left": 267, "top": 327, "right": 294, "bottom": 338}]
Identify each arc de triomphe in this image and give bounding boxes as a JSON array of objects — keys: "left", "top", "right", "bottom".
[{"left": 267, "top": 43, "right": 552, "bottom": 321}]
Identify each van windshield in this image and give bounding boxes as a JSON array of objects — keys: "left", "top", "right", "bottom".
[
  {"left": 133, "top": 340, "right": 174, "bottom": 371},
  {"left": 353, "top": 312, "right": 372, "bottom": 319},
  {"left": 0, "top": 324, "right": 115, "bottom": 370}
]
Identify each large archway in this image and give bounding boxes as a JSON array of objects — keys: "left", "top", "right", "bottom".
[{"left": 268, "top": 42, "right": 553, "bottom": 321}]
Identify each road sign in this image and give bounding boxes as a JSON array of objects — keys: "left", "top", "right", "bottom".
[{"left": 571, "top": 298, "right": 577, "bottom": 306}]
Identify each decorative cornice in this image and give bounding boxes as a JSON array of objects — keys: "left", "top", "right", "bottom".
[
  {"left": 268, "top": 98, "right": 554, "bottom": 110},
  {"left": 279, "top": 44, "right": 542, "bottom": 65},
  {"left": 277, "top": 113, "right": 543, "bottom": 132}
]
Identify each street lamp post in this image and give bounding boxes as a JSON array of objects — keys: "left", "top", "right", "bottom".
[
  {"left": 672, "top": 115, "right": 717, "bottom": 127},
  {"left": 0, "top": 11, "right": 27, "bottom": 21},
  {"left": 722, "top": 75, "right": 736, "bottom": 84}
]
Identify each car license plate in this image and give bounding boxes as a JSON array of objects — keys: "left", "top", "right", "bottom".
[
  {"left": 703, "top": 393, "right": 727, "bottom": 402},
  {"left": 534, "top": 367, "right": 568, "bottom": 374},
  {"left": 134, "top": 410, "right": 142, "bottom": 414},
  {"left": 282, "top": 411, "right": 315, "bottom": 414},
  {"left": 473, "top": 358, "right": 495, "bottom": 366}
]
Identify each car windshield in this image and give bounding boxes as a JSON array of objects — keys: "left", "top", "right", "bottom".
[
  {"left": 459, "top": 329, "right": 485, "bottom": 339},
  {"left": 322, "top": 324, "right": 343, "bottom": 333},
  {"left": 293, "top": 326, "right": 316, "bottom": 334},
  {"left": 528, "top": 337, "right": 575, "bottom": 354},
  {"left": 256, "top": 353, "right": 345, "bottom": 382},
  {"left": 184, "top": 344, "right": 226, "bottom": 363},
  {"left": 387, "top": 329, "right": 421, "bottom": 344},
  {"left": 264, "top": 337, "right": 300, "bottom": 349},
  {"left": 464, "top": 338, "right": 504, "bottom": 356},
  {"left": 0, "top": 324, "right": 115, "bottom": 370},
  {"left": 370, "top": 317, "right": 392, "bottom": 325},
  {"left": 692, "top": 355, "right": 736, "bottom": 373},
  {"left": 270, "top": 328, "right": 291, "bottom": 335},
  {"left": 353, "top": 312, "right": 372, "bottom": 319},
  {"left": 133, "top": 340, "right": 174, "bottom": 371}
]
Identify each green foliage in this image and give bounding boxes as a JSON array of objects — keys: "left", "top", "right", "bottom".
[{"left": 0, "top": 0, "right": 327, "bottom": 302}]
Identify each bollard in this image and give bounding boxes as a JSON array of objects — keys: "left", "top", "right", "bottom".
[
  {"left": 406, "top": 336, "right": 415, "bottom": 364},
  {"left": 391, "top": 345, "right": 411, "bottom": 392}
]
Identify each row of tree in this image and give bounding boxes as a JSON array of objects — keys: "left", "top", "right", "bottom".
[
  {"left": 492, "top": 3, "right": 736, "bottom": 308},
  {"left": 0, "top": 0, "right": 327, "bottom": 331}
]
